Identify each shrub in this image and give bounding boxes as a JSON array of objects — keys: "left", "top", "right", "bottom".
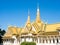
[{"left": 21, "top": 42, "right": 36, "bottom": 45}]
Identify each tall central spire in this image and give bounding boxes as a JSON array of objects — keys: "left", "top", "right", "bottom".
[{"left": 36, "top": 4, "right": 41, "bottom": 23}]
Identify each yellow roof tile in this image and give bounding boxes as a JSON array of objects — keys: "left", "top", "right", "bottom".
[
  {"left": 8, "top": 26, "right": 17, "bottom": 35},
  {"left": 46, "top": 23, "right": 60, "bottom": 32},
  {"left": 21, "top": 28, "right": 29, "bottom": 34}
]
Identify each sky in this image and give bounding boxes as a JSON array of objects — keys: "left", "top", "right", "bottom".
[{"left": 0, "top": 0, "right": 60, "bottom": 30}]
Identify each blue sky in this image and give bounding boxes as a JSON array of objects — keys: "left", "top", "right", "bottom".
[{"left": 0, "top": 0, "right": 60, "bottom": 30}]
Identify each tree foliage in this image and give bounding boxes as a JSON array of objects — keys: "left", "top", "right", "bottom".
[
  {"left": 21, "top": 42, "right": 36, "bottom": 45},
  {"left": 0, "top": 28, "right": 6, "bottom": 43}
]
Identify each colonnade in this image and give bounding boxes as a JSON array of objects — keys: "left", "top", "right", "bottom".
[
  {"left": 3, "top": 35, "right": 60, "bottom": 45},
  {"left": 20, "top": 35, "right": 60, "bottom": 44},
  {"left": 3, "top": 39, "right": 14, "bottom": 45}
]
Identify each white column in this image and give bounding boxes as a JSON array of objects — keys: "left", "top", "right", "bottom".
[
  {"left": 41, "top": 38, "right": 43, "bottom": 43},
  {"left": 58, "top": 36, "right": 60, "bottom": 43},
  {"left": 32, "top": 37, "right": 34, "bottom": 42},
  {"left": 24, "top": 37, "right": 26, "bottom": 41},
  {"left": 46, "top": 37, "right": 48, "bottom": 43},
  {"left": 48, "top": 39, "right": 50, "bottom": 43},
  {"left": 21, "top": 38, "right": 24, "bottom": 42},
  {"left": 20, "top": 38, "right": 21, "bottom": 44},
  {"left": 44, "top": 39, "right": 46, "bottom": 43},
  {"left": 38, "top": 37, "right": 40, "bottom": 43},
  {"left": 39, "top": 37, "right": 41, "bottom": 43},
  {"left": 33, "top": 37, "right": 35, "bottom": 42},
  {"left": 51, "top": 39, "right": 53, "bottom": 43},
  {"left": 54, "top": 36, "right": 56, "bottom": 44}
]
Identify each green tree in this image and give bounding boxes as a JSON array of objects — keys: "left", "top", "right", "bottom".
[
  {"left": 21, "top": 42, "right": 36, "bottom": 45},
  {"left": 0, "top": 28, "right": 6, "bottom": 43}
]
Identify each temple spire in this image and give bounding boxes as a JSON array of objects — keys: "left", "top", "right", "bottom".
[
  {"left": 27, "top": 10, "right": 30, "bottom": 23},
  {"left": 36, "top": 4, "right": 41, "bottom": 22}
]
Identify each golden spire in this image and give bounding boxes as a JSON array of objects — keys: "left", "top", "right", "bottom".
[
  {"left": 27, "top": 10, "right": 30, "bottom": 23},
  {"left": 36, "top": 4, "right": 41, "bottom": 22},
  {"left": 25, "top": 10, "right": 31, "bottom": 28}
]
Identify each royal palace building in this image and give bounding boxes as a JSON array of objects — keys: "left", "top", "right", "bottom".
[{"left": 2, "top": 7, "right": 60, "bottom": 45}]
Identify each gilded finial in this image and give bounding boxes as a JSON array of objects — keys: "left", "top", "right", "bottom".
[{"left": 37, "top": 3, "right": 39, "bottom": 12}]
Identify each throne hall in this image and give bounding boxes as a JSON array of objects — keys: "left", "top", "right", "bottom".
[{"left": 2, "top": 7, "right": 60, "bottom": 45}]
